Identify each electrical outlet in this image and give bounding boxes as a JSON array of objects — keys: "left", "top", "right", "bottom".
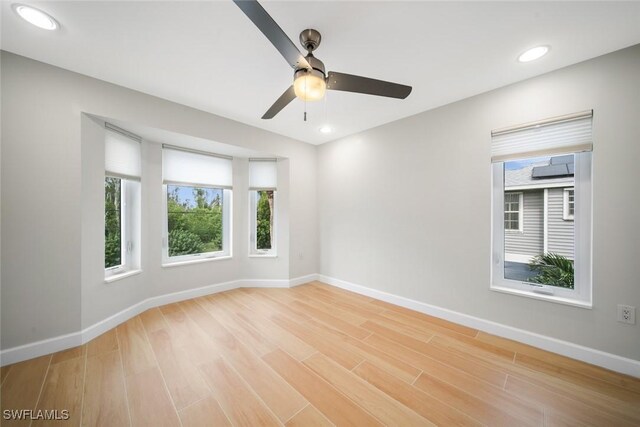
[{"left": 617, "top": 305, "right": 636, "bottom": 325}]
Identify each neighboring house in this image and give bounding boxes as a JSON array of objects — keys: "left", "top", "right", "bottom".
[{"left": 504, "top": 155, "right": 575, "bottom": 263}]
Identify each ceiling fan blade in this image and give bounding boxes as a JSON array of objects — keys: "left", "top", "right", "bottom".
[
  {"left": 233, "top": 0, "right": 310, "bottom": 70},
  {"left": 326, "top": 71, "right": 412, "bottom": 99},
  {"left": 262, "top": 86, "right": 296, "bottom": 119}
]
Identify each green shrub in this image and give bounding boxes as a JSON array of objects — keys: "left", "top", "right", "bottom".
[
  {"left": 104, "top": 177, "right": 122, "bottom": 268},
  {"left": 529, "top": 253, "right": 574, "bottom": 289},
  {"left": 105, "top": 233, "right": 121, "bottom": 268},
  {"left": 183, "top": 208, "right": 222, "bottom": 247},
  {"left": 168, "top": 229, "right": 205, "bottom": 256},
  {"left": 257, "top": 191, "right": 272, "bottom": 249}
]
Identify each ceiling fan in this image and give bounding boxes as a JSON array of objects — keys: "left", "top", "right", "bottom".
[{"left": 233, "top": 0, "right": 413, "bottom": 120}]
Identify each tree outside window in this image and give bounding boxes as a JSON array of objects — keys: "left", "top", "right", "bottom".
[
  {"left": 105, "top": 177, "right": 122, "bottom": 268},
  {"left": 167, "top": 185, "right": 223, "bottom": 257}
]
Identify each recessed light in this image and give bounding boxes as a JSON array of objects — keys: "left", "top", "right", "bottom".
[
  {"left": 13, "top": 4, "right": 59, "bottom": 30},
  {"left": 319, "top": 126, "right": 333, "bottom": 134},
  {"left": 518, "top": 46, "right": 549, "bottom": 63}
]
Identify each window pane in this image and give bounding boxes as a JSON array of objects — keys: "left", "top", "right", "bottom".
[
  {"left": 503, "top": 155, "right": 575, "bottom": 288},
  {"left": 504, "top": 192, "right": 520, "bottom": 230},
  {"left": 256, "top": 190, "right": 274, "bottom": 250},
  {"left": 568, "top": 189, "right": 575, "bottom": 216},
  {"left": 167, "top": 185, "right": 223, "bottom": 257},
  {"left": 105, "top": 177, "right": 122, "bottom": 268}
]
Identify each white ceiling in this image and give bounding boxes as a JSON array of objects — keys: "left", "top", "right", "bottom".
[{"left": 3, "top": 1, "right": 640, "bottom": 145}]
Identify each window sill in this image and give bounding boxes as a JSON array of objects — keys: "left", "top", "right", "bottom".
[
  {"left": 490, "top": 285, "right": 592, "bottom": 309},
  {"left": 162, "top": 255, "right": 232, "bottom": 268},
  {"left": 105, "top": 269, "right": 142, "bottom": 284},
  {"left": 248, "top": 254, "right": 278, "bottom": 258}
]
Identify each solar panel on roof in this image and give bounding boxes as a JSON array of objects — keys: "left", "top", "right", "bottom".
[{"left": 532, "top": 164, "right": 572, "bottom": 178}]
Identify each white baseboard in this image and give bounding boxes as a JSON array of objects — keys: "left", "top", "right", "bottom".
[
  {"left": 289, "top": 273, "right": 320, "bottom": 287},
  {"left": 81, "top": 279, "right": 240, "bottom": 345},
  {"left": 5, "top": 272, "right": 637, "bottom": 379},
  {"left": 318, "top": 274, "right": 640, "bottom": 378},
  {"left": 0, "top": 331, "right": 83, "bottom": 367},
  {"left": 0, "top": 274, "right": 317, "bottom": 366}
]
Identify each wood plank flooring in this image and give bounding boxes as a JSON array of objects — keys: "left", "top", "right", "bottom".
[{"left": 1, "top": 281, "right": 639, "bottom": 426}]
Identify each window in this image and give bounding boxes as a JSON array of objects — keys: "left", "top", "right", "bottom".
[
  {"left": 167, "top": 185, "right": 225, "bottom": 257},
  {"left": 162, "top": 146, "right": 232, "bottom": 263},
  {"left": 105, "top": 177, "right": 123, "bottom": 269},
  {"left": 104, "top": 125, "right": 141, "bottom": 278},
  {"left": 504, "top": 192, "right": 523, "bottom": 231},
  {"left": 491, "top": 112, "right": 593, "bottom": 307},
  {"left": 249, "top": 159, "right": 277, "bottom": 256},
  {"left": 563, "top": 188, "right": 575, "bottom": 220},
  {"left": 250, "top": 190, "right": 276, "bottom": 255}
]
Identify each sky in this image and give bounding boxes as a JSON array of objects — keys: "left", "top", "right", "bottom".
[
  {"left": 168, "top": 185, "right": 222, "bottom": 208},
  {"left": 505, "top": 156, "right": 551, "bottom": 170}
]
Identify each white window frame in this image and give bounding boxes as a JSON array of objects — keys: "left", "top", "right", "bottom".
[
  {"left": 105, "top": 176, "right": 141, "bottom": 279},
  {"left": 504, "top": 192, "right": 524, "bottom": 233},
  {"left": 563, "top": 188, "right": 575, "bottom": 220},
  {"left": 162, "top": 184, "right": 232, "bottom": 265},
  {"left": 491, "top": 152, "right": 592, "bottom": 308},
  {"left": 249, "top": 190, "right": 277, "bottom": 257}
]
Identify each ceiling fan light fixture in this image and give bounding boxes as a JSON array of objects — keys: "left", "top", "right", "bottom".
[
  {"left": 13, "top": 4, "right": 59, "bottom": 30},
  {"left": 293, "top": 69, "right": 326, "bottom": 102}
]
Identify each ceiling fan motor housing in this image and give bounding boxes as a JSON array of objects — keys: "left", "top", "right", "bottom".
[
  {"left": 297, "top": 29, "right": 326, "bottom": 78},
  {"left": 300, "top": 29, "right": 322, "bottom": 52}
]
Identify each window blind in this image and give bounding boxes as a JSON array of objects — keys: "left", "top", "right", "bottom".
[
  {"left": 491, "top": 111, "right": 593, "bottom": 162},
  {"left": 249, "top": 159, "right": 278, "bottom": 190},
  {"left": 105, "top": 128, "right": 141, "bottom": 180},
  {"left": 162, "top": 146, "right": 233, "bottom": 188}
]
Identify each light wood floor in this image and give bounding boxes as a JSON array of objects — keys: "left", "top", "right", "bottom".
[{"left": 1, "top": 282, "right": 639, "bottom": 427}]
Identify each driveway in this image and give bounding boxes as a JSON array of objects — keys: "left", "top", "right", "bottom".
[{"left": 504, "top": 261, "right": 538, "bottom": 282}]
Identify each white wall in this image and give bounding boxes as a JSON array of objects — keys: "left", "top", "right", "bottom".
[
  {"left": 3, "top": 45, "right": 639, "bottom": 365},
  {"left": 318, "top": 44, "right": 640, "bottom": 361},
  {"left": 1, "top": 51, "right": 317, "bottom": 350}
]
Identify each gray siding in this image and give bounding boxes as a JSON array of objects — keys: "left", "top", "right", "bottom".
[
  {"left": 547, "top": 187, "right": 575, "bottom": 260},
  {"left": 505, "top": 190, "right": 544, "bottom": 258}
]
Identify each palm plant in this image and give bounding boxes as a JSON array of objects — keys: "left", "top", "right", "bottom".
[{"left": 528, "top": 253, "right": 574, "bottom": 289}]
